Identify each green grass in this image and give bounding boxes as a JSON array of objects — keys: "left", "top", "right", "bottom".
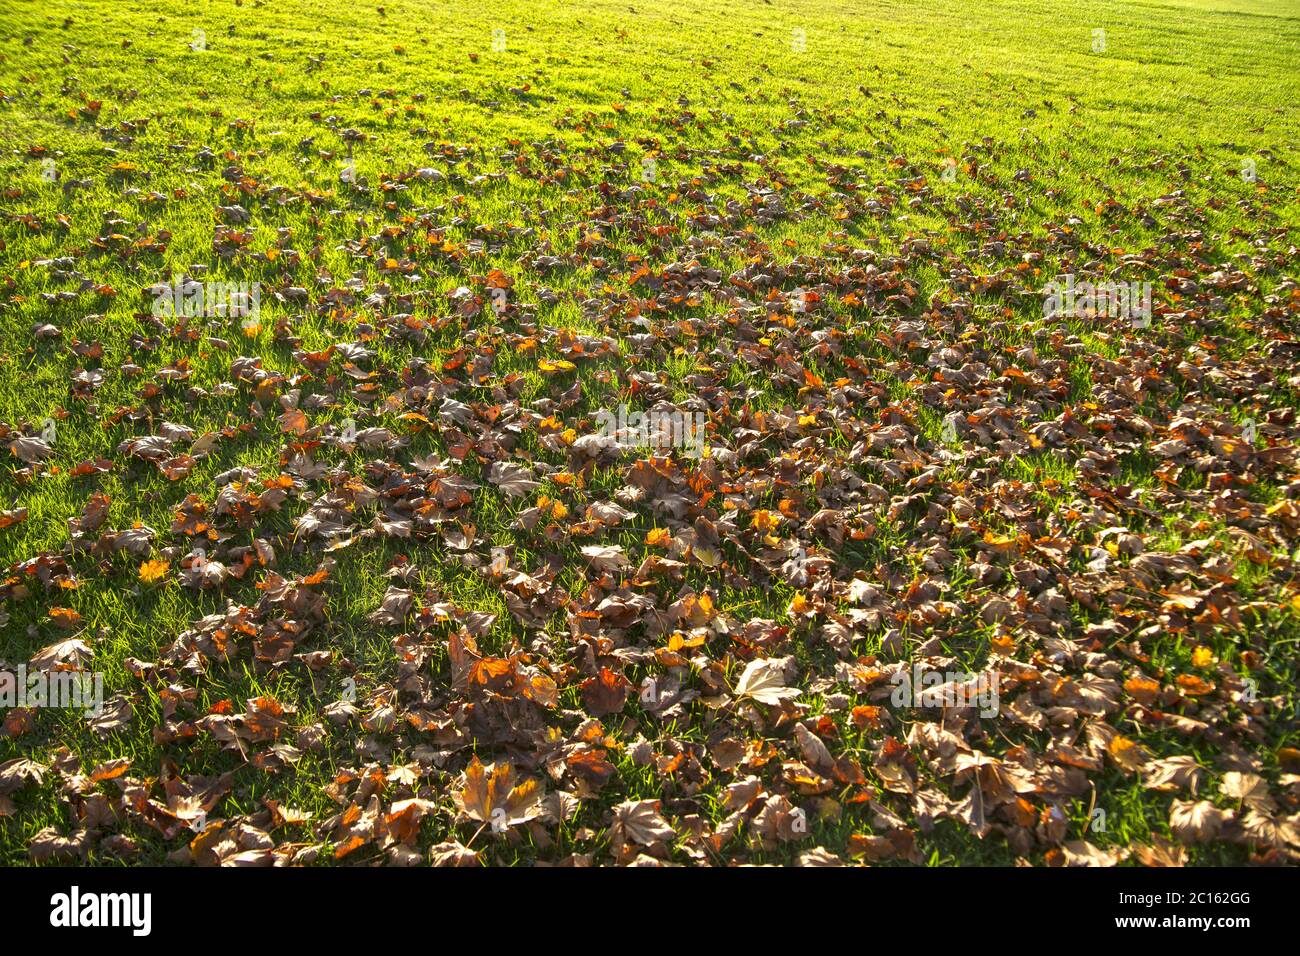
[{"left": 0, "top": 0, "right": 1298, "bottom": 866}]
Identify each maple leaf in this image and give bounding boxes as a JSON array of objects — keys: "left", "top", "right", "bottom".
[
  {"left": 487, "top": 461, "right": 540, "bottom": 498},
  {"left": 1057, "top": 840, "right": 1127, "bottom": 867},
  {"left": 453, "top": 757, "right": 542, "bottom": 831},
  {"left": 1219, "top": 772, "right": 1274, "bottom": 812},
  {"left": 9, "top": 436, "right": 52, "bottom": 463},
  {"left": 734, "top": 657, "right": 800, "bottom": 705},
  {"left": 278, "top": 408, "right": 309, "bottom": 436},
  {"left": 1169, "top": 800, "right": 1229, "bottom": 844},
  {"left": 29, "top": 636, "right": 92, "bottom": 671},
  {"left": 1141, "top": 756, "right": 1205, "bottom": 793},
  {"left": 580, "top": 667, "right": 630, "bottom": 717},
  {"left": 580, "top": 544, "right": 631, "bottom": 573},
  {"left": 1133, "top": 835, "right": 1188, "bottom": 867},
  {"left": 0, "top": 758, "right": 46, "bottom": 794},
  {"left": 611, "top": 799, "right": 676, "bottom": 846},
  {"left": 430, "top": 841, "right": 480, "bottom": 867},
  {"left": 29, "top": 827, "right": 88, "bottom": 863}
]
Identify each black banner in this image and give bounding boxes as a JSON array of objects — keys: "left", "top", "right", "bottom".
[{"left": 3, "top": 864, "right": 1280, "bottom": 942}]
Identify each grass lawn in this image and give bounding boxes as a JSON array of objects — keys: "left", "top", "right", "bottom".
[{"left": 0, "top": 0, "right": 1298, "bottom": 866}]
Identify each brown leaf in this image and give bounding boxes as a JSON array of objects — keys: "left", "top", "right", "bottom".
[
  {"left": 1169, "top": 800, "right": 1228, "bottom": 843},
  {"left": 612, "top": 799, "right": 676, "bottom": 846},
  {"left": 580, "top": 667, "right": 630, "bottom": 717},
  {"left": 453, "top": 757, "right": 542, "bottom": 830},
  {"left": 1141, "top": 756, "right": 1205, "bottom": 794}
]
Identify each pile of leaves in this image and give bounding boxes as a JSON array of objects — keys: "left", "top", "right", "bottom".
[{"left": 1, "top": 0, "right": 1298, "bottom": 866}]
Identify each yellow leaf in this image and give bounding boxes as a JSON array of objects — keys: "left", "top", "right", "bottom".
[
  {"left": 538, "top": 496, "right": 569, "bottom": 521},
  {"left": 139, "top": 559, "right": 169, "bottom": 583}
]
